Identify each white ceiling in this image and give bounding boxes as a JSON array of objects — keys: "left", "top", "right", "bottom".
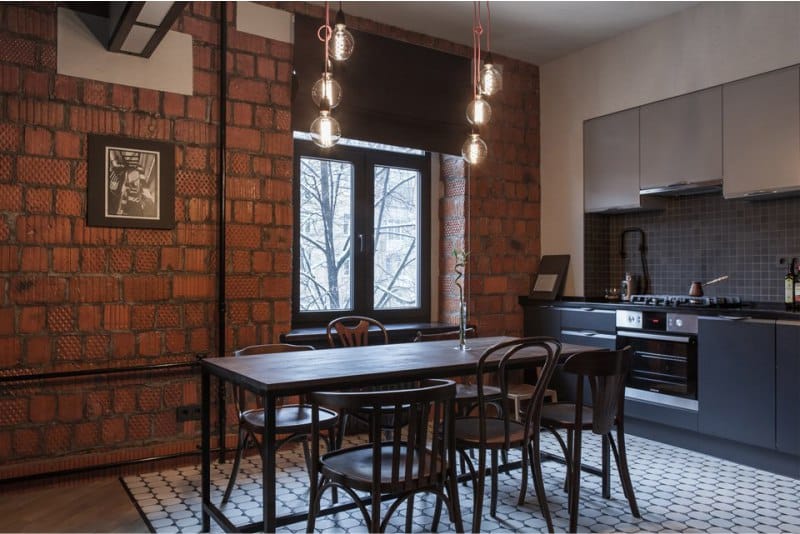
[{"left": 333, "top": 1, "right": 697, "bottom": 65}]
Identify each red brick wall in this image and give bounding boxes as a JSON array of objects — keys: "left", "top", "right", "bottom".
[{"left": 0, "top": 2, "right": 540, "bottom": 479}]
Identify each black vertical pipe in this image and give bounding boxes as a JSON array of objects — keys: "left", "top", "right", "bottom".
[{"left": 217, "top": 0, "right": 228, "bottom": 463}]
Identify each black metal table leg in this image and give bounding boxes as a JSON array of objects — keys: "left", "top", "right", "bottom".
[
  {"left": 263, "top": 393, "right": 277, "bottom": 533},
  {"left": 201, "top": 369, "right": 211, "bottom": 532}
]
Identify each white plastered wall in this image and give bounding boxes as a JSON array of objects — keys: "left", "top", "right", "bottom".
[{"left": 540, "top": 2, "right": 800, "bottom": 296}]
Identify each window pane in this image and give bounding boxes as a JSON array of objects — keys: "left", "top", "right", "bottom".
[
  {"left": 373, "top": 165, "right": 420, "bottom": 309},
  {"left": 298, "top": 156, "right": 353, "bottom": 312}
]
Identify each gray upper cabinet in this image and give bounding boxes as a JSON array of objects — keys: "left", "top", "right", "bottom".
[
  {"left": 723, "top": 66, "right": 800, "bottom": 198},
  {"left": 640, "top": 87, "right": 722, "bottom": 193},
  {"left": 583, "top": 108, "right": 641, "bottom": 213}
]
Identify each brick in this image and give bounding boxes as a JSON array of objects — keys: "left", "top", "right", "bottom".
[
  {"left": 227, "top": 177, "right": 259, "bottom": 199},
  {"left": 43, "top": 424, "right": 70, "bottom": 455},
  {"left": 227, "top": 29, "right": 264, "bottom": 54},
  {"left": 138, "top": 387, "right": 161, "bottom": 411},
  {"left": 0, "top": 336, "right": 21, "bottom": 367},
  {"left": 189, "top": 328, "right": 210, "bottom": 352},
  {"left": 17, "top": 157, "right": 70, "bottom": 185},
  {"left": 252, "top": 203, "right": 272, "bottom": 224},
  {"left": 0, "top": 64, "right": 20, "bottom": 93},
  {"left": 174, "top": 119, "right": 214, "bottom": 144},
  {"left": 0, "top": 184, "right": 22, "bottom": 211},
  {"left": 256, "top": 56, "right": 275, "bottom": 79},
  {"left": 181, "top": 16, "right": 219, "bottom": 45},
  {"left": 111, "top": 85, "right": 134, "bottom": 109},
  {"left": 56, "top": 334, "right": 81, "bottom": 360},
  {"left": 78, "top": 304, "right": 101, "bottom": 331},
  {"left": 132, "top": 305, "right": 155, "bottom": 330},
  {"left": 24, "top": 188, "right": 52, "bottom": 214},
  {"left": 79, "top": 248, "right": 106, "bottom": 273},
  {"left": 153, "top": 411, "right": 177, "bottom": 438},
  {"left": 162, "top": 92, "right": 185, "bottom": 117},
  {"left": 186, "top": 96, "right": 208, "bottom": 120},
  {"left": 58, "top": 394, "right": 84, "bottom": 422},
  {"left": 173, "top": 275, "right": 215, "bottom": 299},
  {"left": 185, "top": 303, "right": 208, "bottom": 327},
  {"left": 111, "top": 332, "right": 135, "bottom": 358},
  {"left": 270, "top": 41, "right": 292, "bottom": 60},
  {"left": 73, "top": 219, "right": 123, "bottom": 245},
  {"left": 53, "top": 75, "right": 79, "bottom": 102},
  {"left": 225, "top": 224, "right": 261, "bottom": 248},
  {"left": 69, "top": 107, "right": 121, "bottom": 134},
  {"left": 176, "top": 170, "right": 216, "bottom": 196},
  {"left": 137, "top": 88, "right": 160, "bottom": 112},
  {"left": 264, "top": 132, "right": 292, "bottom": 157},
  {"left": 7, "top": 5, "right": 56, "bottom": 40},
  {"left": 16, "top": 215, "right": 71, "bottom": 244},
  {"left": 270, "top": 83, "right": 291, "bottom": 107},
  {"left": 0, "top": 35, "right": 36, "bottom": 66},
  {"left": 252, "top": 250, "right": 271, "bottom": 272},
  {"left": 227, "top": 126, "right": 261, "bottom": 151},
  {"left": 69, "top": 277, "right": 119, "bottom": 303},
  {"left": 0, "top": 308, "right": 12, "bottom": 335},
  {"left": 160, "top": 247, "right": 182, "bottom": 271},
  {"left": 176, "top": 223, "right": 215, "bottom": 246},
  {"left": 184, "top": 248, "right": 207, "bottom": 272},
  {"left": 25, "top": 336, "right": 50, "bottom": 365},
  {"left": 187, "top": 198, "right": 211, "bottom": 222},
  {"left": 139, "top": 331, "right": 161, "bottom": 356},
  {"left": 23, "top": 126, "right": 52, "bottom": 156},
  {"left": 6, "top": 97, "right": 65, "bottom": 127},
  {"left": 0, "top": 155, "right": 14, "bottom": 182},
  {"left": 228, "top": 78, "right": 268, "bottom": 104},
  {"left": 54, "top": 131, "right": 82, "bottom": 159},
  {"left": 21, "top": 247, "right": 48, "bottom": 271},
  {"left": 155, "top": 305, "right": 180, "bottom": 328},
  {"left": 102, "top": 417, "right": 126, "bottom": 444},
  {"left": 122, "top": 113, "right": 172, "bottom": 141},
  {"left": 123, "top": 276, "right": 170, "bottom": 302},
  {"left": 109, "top": 248, "right": 132, "bottom": 273},
  {"left": 85, "top": 334, "right": 108, "bottom": 359},
  {"left": 52, "top": 247, "right": 79, "bottom": 272},
  {"left": 230, "top": 101, "right": 253, "bottom": 126},
  {"left": 29, "top": 395, "right": 56, "bottom": 423},
  {"left": 11, "top": 277, "right": 67, "bottom": 304},
  {"left": 256, "top": 107, "right": 274, "bottom": 129},
  {"left": 183, "top": 146, "right": 208, "bottom": 170},
  {"left": 134, "top": 248, "right": 159, "bottom": 273},
  {"left": 261, "top": 275, "right": 291, "bottom": 299},
  {"left": 276, "top": 60, "right": 292, "bottom": 83},
  {"left": 0, "top": 124, "right": 20, "bottom": 153},
  {"left": 165, "top": 330, "right": 185, "bottom": 353},
  {"left": 226, "top": 276, "right": 258, "bottom": 299},
  {"left": 55, "top": 189, "right": 83, "bottom": 216},
  {"left": 83, "top": 80, "right": 108, "bottom": 106},
  {"left": 103, "top": 304, "right": 130, "bottom": 330},
  {"left": 13, "top": 428, "right": 41, "bottom": 458},
  {"left": 193, "top": 69, "right": 217, "bottom": 96},
  {"left": 74, "top": 422, "right": 99, "bottom": 449},
  {"left": 17, "top": 306, "right": 43, "bottom": 334},
  {"left": 23, "top": 70, "right": 50, "bottom": 98}
]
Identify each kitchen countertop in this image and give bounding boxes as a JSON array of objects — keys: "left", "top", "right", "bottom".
[{"left": 518, "top": 295, "right": 800, "bottom": 321}]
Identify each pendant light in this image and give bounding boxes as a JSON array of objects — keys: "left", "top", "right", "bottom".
[
  {"left": 479, "top": 3, "right": 503, "bottom": 96},
  {"left": 466, "top": 94, "right": 491, "bottom": 126},
  {"left": 462, "top": 129, "right": 487, "bottom": 165},
  {"left": 310, "top": 100, "right": 341, "bottom": 148},
  {"left": 330, "top": 3, "right": 354, "bottom": 61},
  {"left": 311, "top": 69, "right": 342, "bottom": 109},
  {"left": 310, "top": 2, "right": 350, "bottom": 148}
]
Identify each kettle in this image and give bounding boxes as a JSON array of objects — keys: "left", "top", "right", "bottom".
[{"left": 688, "top": 275, "right": 729, "bottom": 297}]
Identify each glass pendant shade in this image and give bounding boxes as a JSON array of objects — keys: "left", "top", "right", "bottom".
[
  {"left": 466, "top": 95, "right": 492, "bottom": 126},
  {"left": 311, "top": 72, "right": 342, "bottom": 108},
  {"left": 462, "top": 133, "right": 488, "bottom": 165},
  {"left": 480, "top": 62, "right": 503, "bottom": 96},
  {"left": 330, "top": 10, "right": 354, "bottom": 61},
  {"left": 310, "top": 109, "right": 341, "bottom": 148}
]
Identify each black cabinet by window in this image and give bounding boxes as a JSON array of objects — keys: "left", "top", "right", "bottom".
[
  {"left": 698, "top": 317, "right": 776, "bottom": 449},
  {"left": 776, "top": 321, "right": 800, "bottom": 455},
  {"left": 522, "top": 304, "right": 561, "bottom": 338}
]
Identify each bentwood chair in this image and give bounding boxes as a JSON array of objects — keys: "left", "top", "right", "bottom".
[
  {"left": 413, "top": 328, "right": 504, "bottom": 417},
  {"left": 307, "top": 379, "right": 464, "bottom": 533},
  {"left": 327, "top": 316, "right": 394, "bottom": 447},
  {"left": 539, "top": 347, "right": 640, "bottom": 532},
  {"left": 222, "top": 344, "right": 339, "bottom": 504},
  {"left": 435, "top": 337, "right": 562, "bottom": 533}
]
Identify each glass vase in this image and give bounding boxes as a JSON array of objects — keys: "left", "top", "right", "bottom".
[{"left": 458, "top": 298, "right": 469, "bottom": 350}]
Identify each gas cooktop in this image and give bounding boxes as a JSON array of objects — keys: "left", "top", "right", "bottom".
[{"left": 628, "top": 295, "right": 743, "bottom": 308}]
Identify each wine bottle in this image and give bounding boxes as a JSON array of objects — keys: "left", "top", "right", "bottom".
[
  {"left": 794, "top": 258, "right": 800, "bottom": 311},
  {"left": 785, "top": 259, "right": 795, "bottom": 311}
]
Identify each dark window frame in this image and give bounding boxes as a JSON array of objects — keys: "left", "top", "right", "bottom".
[{"left": 292, "top": 139, "right": 432, "bottom": 327}]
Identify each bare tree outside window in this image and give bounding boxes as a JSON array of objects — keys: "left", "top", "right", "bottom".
[
  {"left": 373, "top": 165, "right": 419, "bottom": 309},
  {"left": 298, "top": 156, "right": 353, "bottom": 311}
]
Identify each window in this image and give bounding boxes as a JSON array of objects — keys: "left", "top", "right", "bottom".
[{"left": 293, "top": 139, "right": 431, "bottom": 326}]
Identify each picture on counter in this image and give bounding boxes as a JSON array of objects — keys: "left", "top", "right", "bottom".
[{"left": 87, "top": 135, "right": 175, "bottom": 229}]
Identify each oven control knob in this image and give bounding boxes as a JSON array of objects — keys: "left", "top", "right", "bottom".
[
  {"left": 628, "top": 315, "right": 636, "bottom": 324},
  {"left": 675, "top": 318, "right": 683, "bottom": 328}
]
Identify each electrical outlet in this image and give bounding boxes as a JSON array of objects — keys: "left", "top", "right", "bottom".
[{"left": 176, "top": 404, "right": 201, "bottom": 422}]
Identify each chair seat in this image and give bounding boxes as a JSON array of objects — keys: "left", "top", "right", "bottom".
[
  {"left": 540, "top": 402, "right": 594, "bottom": 429},
  {"left": 453, "top": 416, "right": 527, "bottom": 448},
  {"left": 320, "top": 443, "right": 441, "bottom": 491},
  {"left": 242, "top": 404, "right": 339, "bottom": 434},
  {"left": 455, "top": 383, "right": 502, "bottom": 401}
]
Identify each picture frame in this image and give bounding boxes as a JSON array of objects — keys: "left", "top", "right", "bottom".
[
  {"left": 529, "top": 254, "right": 570, "bottom": 301},
  {"left": 87, "top": 134, "right": 175, "bottom": 229}
]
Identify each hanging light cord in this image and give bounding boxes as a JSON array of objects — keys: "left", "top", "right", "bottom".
[
  {"left": 317, "top": 2, "right": 332, "bottom": 78},
  {"left": 472, "top": 1, "right": 483, "bottom": 98},
  {"left": 485, "top": 0, "right": 491, "bottom": 52}
]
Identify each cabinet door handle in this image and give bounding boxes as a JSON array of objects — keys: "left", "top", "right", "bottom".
[{"left": 718, "top": 315, "right": 750, "bottom": 321}]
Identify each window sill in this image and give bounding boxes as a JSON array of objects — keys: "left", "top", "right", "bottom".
[{"left": 280, "top": 322, "right": 468, "bottom": 349}]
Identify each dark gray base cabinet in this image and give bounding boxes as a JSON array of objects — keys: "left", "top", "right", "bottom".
[
  {"left": 777, "top": 321, "right": 800, "bottom": 455},
  {"left": 698, "top": 317, "right": 776, "bottom": 449}
]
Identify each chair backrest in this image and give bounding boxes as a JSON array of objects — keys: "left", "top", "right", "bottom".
[
  {"left": 562, "top": 346, "right": 633, "bottom": 435},
  {"left": 412, "top": 327, "right": 477, "bottom": 342},
  {"left": 310, "top": 379, "right": 457, "bottom": 492},
  {"left": 231, "top": 343, "right": 315, "bottom": 413},
  {"left": 474, "top": 337, "right": 562, "bottom": 447},
  {"left": 327, "top": 316, "right": 388, "bottom": 347}
]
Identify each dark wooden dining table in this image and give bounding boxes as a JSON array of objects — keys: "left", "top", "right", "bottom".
[{"left": 200, "top": 335, "right": 597, "bottom": 532}]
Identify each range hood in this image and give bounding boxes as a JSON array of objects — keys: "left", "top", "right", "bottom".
[{"left": 640, "top": 179, "right": 722, "bottom": 196}]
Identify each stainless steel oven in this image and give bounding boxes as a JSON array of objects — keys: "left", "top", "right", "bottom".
[{"left": 616, "top": 310, "right": 698, "bottom": 411}]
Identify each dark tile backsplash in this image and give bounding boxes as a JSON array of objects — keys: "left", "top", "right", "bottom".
[{"left": 584, "top": 193, "right": 800, "bottom": 303}]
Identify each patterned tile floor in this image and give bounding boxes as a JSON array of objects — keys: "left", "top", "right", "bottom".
[{"left": 122, "top": 432, "right": 800, "bottom": 533}]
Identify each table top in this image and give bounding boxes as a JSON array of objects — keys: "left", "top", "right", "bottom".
[{"left": 201, "top": 336, "right": 597, "bottom": 396}]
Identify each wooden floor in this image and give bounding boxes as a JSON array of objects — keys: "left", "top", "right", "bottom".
[{"left": 0, "top": 476, "right": 148, "bottom": 533}]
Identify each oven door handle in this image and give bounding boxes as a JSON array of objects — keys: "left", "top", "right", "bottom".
[{"left": 617, "top": 330, "right": 692, "bottom": 344}]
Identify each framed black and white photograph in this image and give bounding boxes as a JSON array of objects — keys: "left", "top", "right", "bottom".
[{"left": 87, "top": 134, "right": 175, "bottom": 229}]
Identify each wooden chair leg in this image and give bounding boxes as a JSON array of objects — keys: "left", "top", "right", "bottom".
[
  {"left": 490, "top": 449, "right": 499, "bottom": 517},
  {"left": 601, "top": 434, "right": 611, "bottom": 499},
  {"left": 221, "top": 427, "right": 248, "bottom": 504},
  {"left": 405, "top": 494, "right": 415, "bottom": 532},
  {"left": 611, "top": 427, "right": 640, "bottom": 517},
  {"left": 471, "top": 448, "right": 487, "bottom": 533},
  {"left": 568, "top": 426, "right": 582, "bottom": 533},
  {"left": 447, "top": 470, "right": 465, "bottom": 533},
  {"left": 531, "top": 438, "right": 554, "bottom": 533}
]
